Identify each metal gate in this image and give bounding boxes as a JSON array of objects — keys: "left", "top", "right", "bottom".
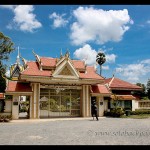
[{"left": 40, "top": 88, "right": 81, "bottom": 118}]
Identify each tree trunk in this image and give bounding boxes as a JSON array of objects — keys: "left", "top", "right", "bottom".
[{"left": 100, "top": 65, "right": 102, "bottom": 76}]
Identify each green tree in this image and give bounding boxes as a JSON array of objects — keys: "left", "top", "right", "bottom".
[
  {"left": 147, "top": 79, "right": 150, "bottom": 99},
  {"left": 0, "top": 32, "right": 14, "bottom": 92},
  {"left": 135, "top": 83, "right": 147, "bottom": 99},
  {"left": 96, "top": 52, "right": 106, "bottom": 76}
]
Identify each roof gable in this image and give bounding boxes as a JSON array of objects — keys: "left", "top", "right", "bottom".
[{"left": 52, "top": 59, "right": 79, "bottom": 79}]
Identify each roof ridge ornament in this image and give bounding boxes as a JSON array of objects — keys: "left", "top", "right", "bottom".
[
  {"left": 65, "top": 49, "right": 70, "bottom": 58},
  {"left": 60, "top": 48, "right": 63, "bottom": 58}
]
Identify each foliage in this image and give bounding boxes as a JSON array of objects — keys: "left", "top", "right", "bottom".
[
  {"left": 5, "top": 95, "right": 13, "bottom": 100},
  {"left": 96, "top": 52, "right": 106, "bottom": 76},
  {"left": 0, "top": 32, "right": 14, "bottom": 92},
  {"left": 0, "top": 114, "right": 12, "bottom": 122},
  {"left": 109, "top": 107, "right": 125, "bottom": 117},
  {"left": 133, "top": 82, "right": 147, "bottom": 99},
  {"left": 111, "top": 94, "right": 120, "bottom": 109},
  {"left": 108, "top": 94, "right": 125, "bottom": 117},
  {"left": 130, "top": 109, "right": 150, "bottom": 115}
]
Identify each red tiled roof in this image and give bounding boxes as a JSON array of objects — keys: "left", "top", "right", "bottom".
[
  {"left": 40, "top": 57, "right": 57, "bottom": 67},
  {"left": 6, "top": 81, "right": 32, "bottom": 92},
  {"left": 105, "top": 77, "right": 142, "bottom": 90},
  {"left": 91, "top": 85, "right": 111, "bottom": 94},
  {"left": 111, "top": 95, "right": 136, "bottom": 100},
  {"left": 105, "top": 78, "right": 112, "bottom": 84},
  {"left": 0, "top": 93, "right": 5, "bottom": 99},
  {"left": 72, "top": 60, "right": 85, "bottom": 69},
  {"left": 21, "top": 60, "right": 103, "bottom": 80},
  {"left": 40, "top": 57, "right": 86, "bottom": 69},
  {"left": 21, "top": 61, "right": 51, "bottom": 76},
  {"left": 79, "top": 66, "right": 104, "bottom": 80}
]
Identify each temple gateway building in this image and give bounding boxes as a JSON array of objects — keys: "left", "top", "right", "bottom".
[{"left": 4, "top": 50, "right": 142, "bottom": 120}]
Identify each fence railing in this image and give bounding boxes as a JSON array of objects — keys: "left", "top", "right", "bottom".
[{"left": 138, "top": 100, "right": 150, "bottom": 109}]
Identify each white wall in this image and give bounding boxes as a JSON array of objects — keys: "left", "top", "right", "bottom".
[
  {"left": 12, "top": 95, "right": 19, "bottom": 119},
  {"left": 104, "top": 100, "right": 108, "bottom": 111},
  {"left": 4, "top": 100, "right": 12, "bottom": 113},
  {"left": 132, "top": 100, "right": 139, "bottom": 111},
  {"left": 98, "top": 96, "right": 105, "bottom": 117}
]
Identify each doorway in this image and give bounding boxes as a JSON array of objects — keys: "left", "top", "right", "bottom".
[
  {"left": 40, "top": 88, "right": 81, "bottom": 118},
  {"left": 19, "top": 96, "right": 30, "bottom": 119}
]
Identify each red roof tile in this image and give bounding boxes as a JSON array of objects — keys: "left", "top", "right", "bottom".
[
  {"left": 105, "top": 77, "right": 142, "bottom": 90},
  {"left": 111, "top": 95, "right": 136, "bottom": 100},
  {"left": 21, "top": 60, "right": 103, "bottom": 80},
  {"left": 91, "top": 85, "right": 111, "bottom": 94},
  {"left": 40, "top": 57, "right": 57, "bottom": 67},
  {"left": 0, "top": 93, "right": 5, "bottom": 99},
  {"left": 21, "top": 61, "right": 51, "bottom": 76},
  {"left": 79, "top": 66, "right": 104, "bottom": 80},
  {"left": 72, "top": 60, "right": 85, "bottom": 69},
  {"left": 6, "top": 81, "right": 32, "bottom": 92},
  {"left": 40, "top": 57, "right": 86, "bottom": 69}
]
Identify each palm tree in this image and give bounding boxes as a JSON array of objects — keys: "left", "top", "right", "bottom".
[{"left": 96, "top": 52, "right": 106, "bottom": 76}]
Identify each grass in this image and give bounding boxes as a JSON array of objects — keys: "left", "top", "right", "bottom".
[{"left": 121, "top": 114, "right": 150, "bottom": 119}]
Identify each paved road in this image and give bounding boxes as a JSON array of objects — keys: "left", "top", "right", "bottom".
[{"left": 0, "top": 117, "right": 150, "bottom": 145}]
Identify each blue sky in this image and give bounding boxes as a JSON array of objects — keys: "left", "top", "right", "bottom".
[{"left": 0, "top": 5, "right": 150, "bottom": 85}]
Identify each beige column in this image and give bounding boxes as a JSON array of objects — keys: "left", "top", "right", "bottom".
[
  {"left": 82, "top": 85, "right": 90, "bottom": 117},
  {"left": 29, "top": 95, "right": 32, "bottom": 118},
  {"left": 12, "top": 95, "right": 19, "bottom": 119},
  {"left": 36, "top": 83, "right": 40, "bottom": 118},
  {"left": 98, "top": 96, "right": 105, "bottom": 117},
  {"left": 82, "top": 85, "right": 86, "bottom": 117},
  {"left": 85, "top": 85, "right": 90, "bottom": 117},
  {"left": 31, "top": 83, "right": 40, "bottom": 119}
]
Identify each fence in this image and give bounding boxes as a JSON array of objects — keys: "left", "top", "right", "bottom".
[{"left": 138, "top": 100, "right": 150, "bottom": 109}]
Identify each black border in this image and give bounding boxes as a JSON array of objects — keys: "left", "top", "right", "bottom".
[{"left": 0, "top": 0, "right": 150, "bottom": 5}]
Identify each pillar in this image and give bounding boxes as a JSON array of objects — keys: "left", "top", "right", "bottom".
[
  {"left": 12, "top": 95, "right": 19, "bottom": 119},
  {"left": 31, "top": 83, "right": 40, "bottom": 119}
]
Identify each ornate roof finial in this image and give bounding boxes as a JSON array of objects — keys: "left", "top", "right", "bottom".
[
  {"left": 60, "top": 48, "right": 63, "bottom": 58},
  {"left": 32, "top": 49, "right": 36, "bottom": 56},
  {"left": 32, "top": 49, "right": 41, "bottom": 63},
  {"left": 65, "top": 48, "right": 70, "bottom": 58}
]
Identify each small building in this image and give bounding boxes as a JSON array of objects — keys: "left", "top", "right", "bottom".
[{"left": 105, "top": 76, "right": 143, "bottom": 111}]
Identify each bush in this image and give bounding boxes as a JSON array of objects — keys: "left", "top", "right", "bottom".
[
  {"left": 104, "top": 111, "right": 111, "bottom": 116},
  {"left": 131, "top": 109, "right": 150, "bottom": 115},
  {"left": 0, "top": 114, "right": 12, "bottom": 122},
  {"left": 109, "top": 107, "right": 125, "bottom": 117}
]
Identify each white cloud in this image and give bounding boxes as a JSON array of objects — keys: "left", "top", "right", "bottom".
[
  {"left": 141, "top": 59, "right": 150, "bottom": 64},
  {"left": 4, "top": 5, "right": 42, "bottom": 32},
  {"left": 73, "top": 44, "right": 97, "bottom": 65},
  {"left": 0, "top": 5, "right": 16, "bottom": 10},
  {"left": 73, "top": 44, "right": 116, "bottom": 66},
  {"left": 49, "top": 12, "right": 68, "bottom": 28},
  {"left": 115, "top": 59, "right": 150, "bottom": 83},
  {"left": 147, "top": 20, "right": 150, "bottom": 24},
  {"left": 105, "top": 54, "right": 117, "bottom": 63},
  {"left": 70, "top": 6, "right": 133, "bottom": 45},
  {"left": 102, "top": 65, "right": 109, "bottom": 70}
]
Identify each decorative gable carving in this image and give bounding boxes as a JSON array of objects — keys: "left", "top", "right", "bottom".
[
  {"left": 52, "top": 59, "right": 79, "bottom": 79},
  {"left": 59, "top": 66, "right": 73, "bottom": 76}
]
